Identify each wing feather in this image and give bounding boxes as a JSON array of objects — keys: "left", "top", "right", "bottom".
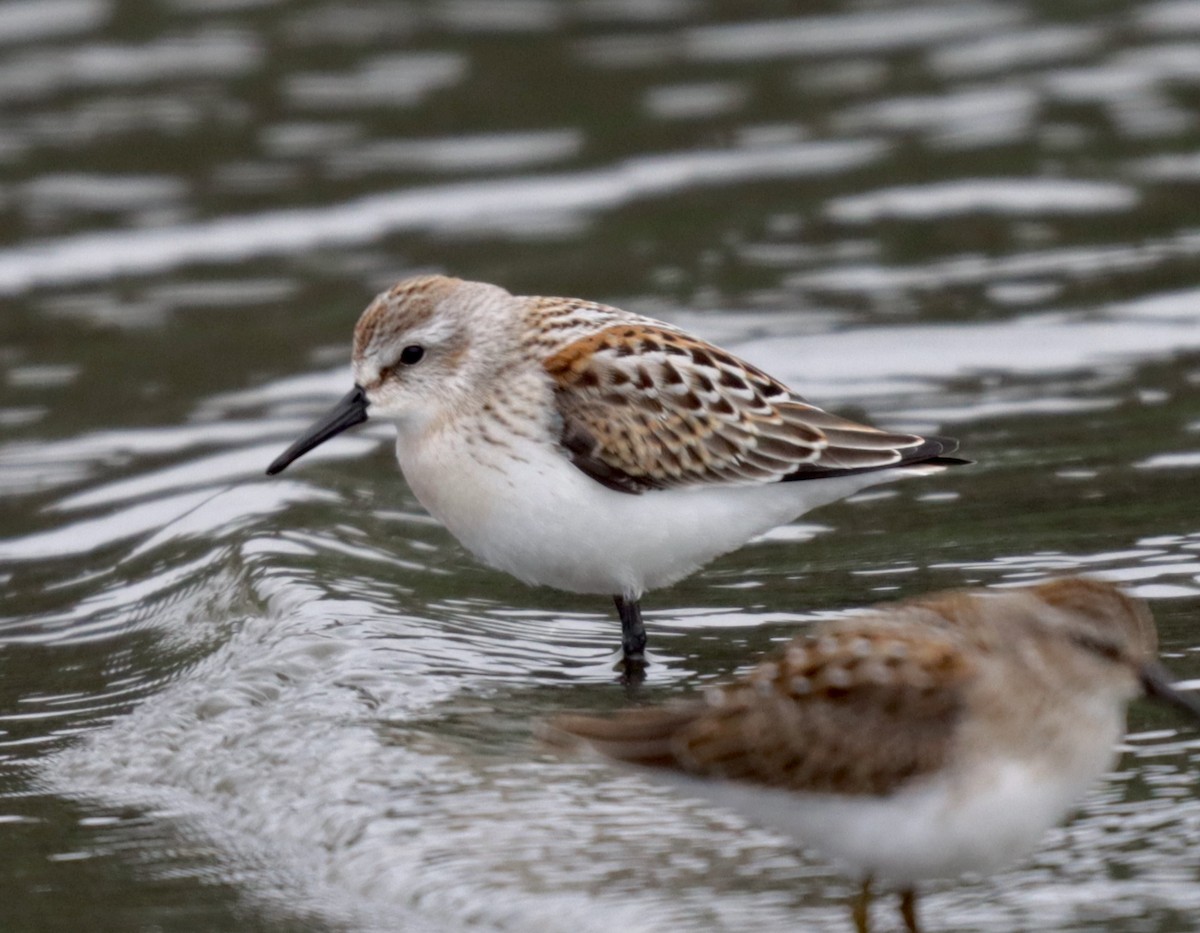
[
  {"left": 544, "top": 323, "right": 958, "bottom": 494},
  {"left": 545, "top": 619, "right": 973, "bottom": 797}
]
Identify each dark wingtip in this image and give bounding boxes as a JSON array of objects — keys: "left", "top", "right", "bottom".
[
  {"left": 892, "top": 434, "right": 971, "bottom": 470},
  {"left": 914, "top": 435, "right": 971, "bottom": 468},
  {"left": 781, "top": 433, "right": 969, "bottom": 483}
]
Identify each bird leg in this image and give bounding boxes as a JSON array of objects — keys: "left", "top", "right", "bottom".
[
  {"left": 899, "top": 888, "right": 920, "bottom": 933},
  {"left": 853, "top": 876, "right": 873, "bottom": 933},
  {"left": 613, "top": 594, "right": 647, "bottom": 682}
]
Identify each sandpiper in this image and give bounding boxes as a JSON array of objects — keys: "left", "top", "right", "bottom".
[
  {"left": 266, "top": 275, "right": 964, "bottom": 671},
  {"left": 543, "top": 577, "right": 1200, "bottom": 931}
]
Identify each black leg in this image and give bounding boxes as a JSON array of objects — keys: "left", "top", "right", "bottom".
[
  {"left": 613, "top": 594, "right": 647, "bottom": 658},
  {"left": 852, "top": 876, "right": 873, "bottom": 933},
  {"left": 899, "top": 888, "right": 919, "bottom": 933},
  {"left": 614, "top": 597, "right": 652, "bottom": 681}
]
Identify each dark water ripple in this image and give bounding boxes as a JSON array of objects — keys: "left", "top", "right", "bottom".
[{"left": 4, "top": 0, "right": 1200, "bottom": 930}]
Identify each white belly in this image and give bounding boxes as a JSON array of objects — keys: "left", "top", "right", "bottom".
[
  {"left": 395, "top": 428, "right": 933, "bottom": 597},
  {"left": 656, "top": 697, "right": 1124, "bottom": 885},
  {"left": 660, "top": 748, "right": 1119, "bottom": 885}
]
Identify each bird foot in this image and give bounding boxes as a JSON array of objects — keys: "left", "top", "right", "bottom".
[{"left": 613, "top": 652, "right": 648, "bottom": 689}]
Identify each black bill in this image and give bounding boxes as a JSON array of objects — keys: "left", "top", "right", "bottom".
[
  {"left": 1141, "top": 662, "right": 1200, "bottom": 722},
  {"left": 266, "top": 385, "right": 369, "bottom": 475}
]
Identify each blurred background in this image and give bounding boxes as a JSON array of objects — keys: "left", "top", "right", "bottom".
[{"left": 3, "top": 1, "right": 1200, "bottom": 931}]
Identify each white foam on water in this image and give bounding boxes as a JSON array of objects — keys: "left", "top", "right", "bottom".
[
  {"left": 683, "top": 4, "right": 1020, "bottom": 61},
  {"left": 0, "top": 139, "right": 885, "bottom": 295},
  {"left": 0, "top": 481, "right": 325, "bottom": 562},
  {"left": 0, "top": 0, "right": 109, "bottom": 45},
  {"left": 37, "top": 570, "right": 823, "bottom": 932},
  {"left": 826, "top": 178, "right": 1138, "bottom": 222},
  {"left": 734, "top": 307, "right": 1200, "bottom": 401}
]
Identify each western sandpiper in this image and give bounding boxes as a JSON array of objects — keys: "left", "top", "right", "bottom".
[
  {"left": 266, "top": 275, "right": 964, "bottom": 671},
  {"left": 543, "top": 577, "right": 1200, "bottom": 931}
]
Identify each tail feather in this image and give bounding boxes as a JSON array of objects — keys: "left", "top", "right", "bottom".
[
  {"left": 782, "top": 434, "right": 969, "bottom": 482},
  {"left": 539, "top": 707, "right": 703, "bottom": 768}
]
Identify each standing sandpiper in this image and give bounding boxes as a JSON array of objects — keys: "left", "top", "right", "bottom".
[
  {"left": 266, "top": 275, "right": 964, "bottom": 672},
  {"left": 543, "top": 577, "right": 1200, "bottom": 931}
]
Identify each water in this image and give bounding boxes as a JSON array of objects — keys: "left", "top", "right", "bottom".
[{"left": 4, "top": 1, "right": 1200, "bottom": 930}]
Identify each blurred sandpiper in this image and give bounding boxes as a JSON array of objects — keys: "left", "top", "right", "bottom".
[
  {"left": 544, "top": 577, "right": 1200, "bottom": 931},
  {"left": 266, "top": 275, "right": 964, "bottom": 673}
]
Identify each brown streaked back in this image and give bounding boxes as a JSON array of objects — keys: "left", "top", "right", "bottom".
[
  {"left": 545, "top": 578, "right": 1159, "bottom": 798},
  {"left": 543, "top": 321, "right": 946, "bottom": 494},
  {"left": 547, "top": 619, "right": 974, "bottom": 797}
]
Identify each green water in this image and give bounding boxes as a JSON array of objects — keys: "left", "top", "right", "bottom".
[{"left": 4, "top": 1, "right": 1200, "bottom": 930}]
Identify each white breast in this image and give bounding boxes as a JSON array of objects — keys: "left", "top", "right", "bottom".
[{"left": 394, "top": 421, "right": 933, "bottom": 597}]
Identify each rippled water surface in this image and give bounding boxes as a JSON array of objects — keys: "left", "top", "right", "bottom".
[{"left": 5, "top": 1, "right": 1200, "bottom": 930}]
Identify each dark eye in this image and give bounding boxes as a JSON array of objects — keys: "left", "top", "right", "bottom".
[{"left": 399, "top": 345, "right": 425, "bottom": 365}]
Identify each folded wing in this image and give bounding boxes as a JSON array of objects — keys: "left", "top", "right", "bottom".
[
  {"left": 544, "top": 324, "right": 957, "bottom": 494},
  {"left": 545, "top": 620, "right": 972, "bottom": 797}
]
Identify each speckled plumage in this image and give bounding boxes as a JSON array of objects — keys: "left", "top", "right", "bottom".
[
  {"left": 267, "top": 274, "right": 965, "bottom": 667},
  {"left": 544, "top": 578, "right": 1199, "bottom": 932},
  {"left": 547, "top": 578, "right": 1153, "bottom": 793},
  {"left": 544, "top": 320, "right": 942, "bottom": 493}
]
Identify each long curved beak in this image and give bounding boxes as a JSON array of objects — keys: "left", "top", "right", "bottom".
[
  {"left": 265, "top": 385, "right": 370, "bottom": 475},
  {"left": 1141, "top": 662, "right": 1200, "bottom": 722}
]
